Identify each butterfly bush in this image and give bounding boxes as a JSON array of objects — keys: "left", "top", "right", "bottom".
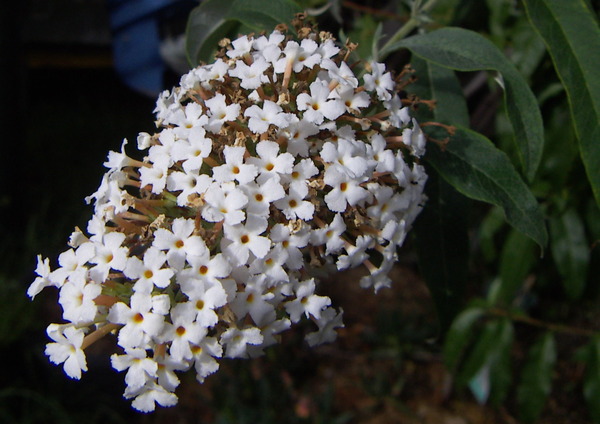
[{"left": 28, "top": 23, "right": 427, "bottom": 412}]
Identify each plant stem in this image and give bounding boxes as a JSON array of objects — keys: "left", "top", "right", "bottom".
[
  {"left": 379, "top": 0, "right": 440, "bottom": 59},
  {"left": 82, "top": 323, "right": 121, "bottom": 350},
  {"left": 489, "top": 307, "right": 598, "bottom": 338}
]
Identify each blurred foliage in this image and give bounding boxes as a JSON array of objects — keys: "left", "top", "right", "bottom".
[{"left": 5, "top": 0, "right": 600, "bottom": 422}]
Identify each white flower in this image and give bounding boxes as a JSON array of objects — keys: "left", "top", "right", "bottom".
[
  {"left": 231, "top": 282, "right": 276, "bottom": 327},
  {"left": 222, "top": 216, "right": 271, "bottom": 266},
  {"left": 153, "top": 218, "right": 209, "bottom": 271},
  {"left": 178, "top": 252, "right": 231, "bottom": 298},
  {"left": 167, "top": 169, "right": 212, "bottom": 206},
  {"left": 201, "top": 182, "right": 248, "bottom": 225},
  {"left": 45, "top": 324, "right": 88, "bottom": 380},
  {"left": 323, "top": 168, "right": 371, "bottom": 213},
  {"left": 191, "top": 336, "right": 222, "bottom": 383},
  {"left": 228, "top": 57, "right": 270, "bottom": 90},
  {"left": 204, "top": 93, "right": 241, "bottom": 133},
  {"left": 311, "top": 213, "right": 346, "bottom": 255},
  {"left": 108, "top": 292, "right": 165, "bottom": 349},
  {"left": 321, "top": 58, "right": 358, "bottom": 87},
  {"left": 126, "top": 381, "right": 178, "bottom": 413},
  {"left": 246, "top": 140, "right": 294, "bottom": 179},
  {"left": 296, "top": 79, "right": 345, "bottom": 124},
  {"left": 402, "top": 118, "right": 427, "bottom": 157},
  {"left": 270, "top": 223, "right": 310, "bottom": 270},
  {"left": 274, "top": 185, "right": 315, "bottom": 220},
  {"left": 363, "top": 61, "right": 394, "bottom": 100},
  {"left": 212, "top": 145, "right": 258, "bottom": 185},
  {"left": 285, "top": 278, "right": 331, "bottom": 323},
  {"left": 50, "top": 243, "right": 96, "bottom": 287},
  {"left": 27, "top": 255, "right": 55, "bottom": 299},
  {"left": 170, "top": 126, "right": 213, "bottom": 172},
  {"left": 139, "top": 155, "right": 170, "bottom": 195},
  {"left": 367, "top": 133, "right": 396, "bottom": 173},
  {"left": 220, "top": 326, "right": 264, "bottom": 358},
  {"left": 226, "top": 35, "right": 254, "bottom": 59},
  {"left": 278, "top": 116, "right": 320, "bottom": 157},
  {"left": 241, "top": 178, "right": 285, "bottom": 217},
  {"left": 124, "top": 247, "right": 175, "bottom": 294},
  {"left": 59, "top": 271, "right": 101, "bottom": 325},
  {"left": 89, "top": 231, "right": 128, "bottom": 283},
  {"left": 31, "top": 26, "right": 429, "bottom": 412},
  {"left": 252, "top": 30, "right": 285, "bottom": 63},
  {"left": 244, "top": 101, "right": 292, "bottom": 134},
  {"left": 336, "top": 235, "right": 374, "bottom": 270},
  {"left": 274, "top": 39, "right": 321, "bottom": 74},
  {"left": 305, "top": 307, "right": 344, "bottom": 347},
  {"left": 170, "top": 102, "right": 209, "bottom": 138},
  {"left": 321, "top": 137, "right": 369, "bottom": 179},
  {"left": 281, "top": 158, "right": 319, "bottom": 193},
  {"left": 163, "top": 303, "right": 207, "bottom": 361},
  {"left": 111, "top": 348, "right": 158, "bottom": 391}
]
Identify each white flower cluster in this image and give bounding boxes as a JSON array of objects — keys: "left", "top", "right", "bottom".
[{"left": 28, "top": 25, "right": 427, "bottom": 412}]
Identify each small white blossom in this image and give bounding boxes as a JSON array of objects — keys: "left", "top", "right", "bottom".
[{"left": 45, "top": 324, "right": 88, "bottom": 380}]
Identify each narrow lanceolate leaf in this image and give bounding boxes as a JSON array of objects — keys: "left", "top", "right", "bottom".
[
  {"left": 523, "top": 0, "right": 600, "bottom": 209},
  {"left": 443, "top": 306, "right": 485, "bottom": 371},
  {"left": 412, "top": 57, "right": 470, "bottom": 330},
  {"left": 391, "top": 28, "right": 544, "bottom": 182},
  {"left": 468, "top": 318, "right": 513, "bottom": 406},
  {"left": 497, "top": 229, "right": 537, "bottom": 306},
  {"left": 459, "top": 318, "right": 513, "bottom": 394},
  {"left": 517, "top": 332, "right": 556, "bottom": 424},
  {"left": 186, "top": 0, "right": 302, "bottom": 65},
  {"left": 426, "top": 126, "right": 548, "bottom": 250},
  {"left": 550, "top": 207, "right": 590, "bottom": 300}
]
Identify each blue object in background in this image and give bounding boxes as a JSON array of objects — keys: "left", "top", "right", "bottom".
[{"left": 107, "top": 0, "right": 197, "bottom": 97}]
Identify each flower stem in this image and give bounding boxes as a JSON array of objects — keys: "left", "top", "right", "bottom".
[
  {"left": 488, "top": 307, "right": 598, "bottom": 338},
  {"left": 82, "top": 323, "right": 121, "bottom": 350},
  {"left": 379, "top": 0, "right": 439, "bottom": 60}
]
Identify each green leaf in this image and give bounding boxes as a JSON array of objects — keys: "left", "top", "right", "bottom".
[
  {"left": 523, "top": 0, "right": 600, "bottom": 209},
  {"left": 550, "top": 207, "right": 590, "bottom": 299},
  {"left": 415, "top": 170, "right": 469, "bottom": 332},
  {"left": 467, "top": 318, "right": 513, "bottom": 405},
  {"left": 487, "top": 320, "right": 514, "bottom": 405},
  {"left": 459, "top": 318, "right": 513, "bottom": 392},
  {"left": 496, "top": 228, "right": 537, "bottom": 305},
  {"left": 583, "top": 337, "right": 600, "bottom": 423},
  {"left": 517, "top": 332, "right": 556, "bottom": 423},
  {"left": 186, "top": 0, "right": 236, "bottom": 66},
  {"left": 409, "top": 56, "right": 470, "bottom": 127},
  {"left": 186, "top": 0, "right": 302, "bottom": 65},
  {"left": 425, "top": 126, "right": 548, "bottom": 250},
  {"left": 389, "top": 27, "right": 544, "bottom": 182},
  {"left": 443, "top": 306, "right": 486, "bottom": 370},
  {"left": 411, "top": 57, "right": 470, "bottom": 331}
]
